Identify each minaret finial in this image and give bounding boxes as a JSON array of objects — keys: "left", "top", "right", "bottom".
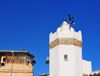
[
  {"left": 64, "top": 18, "right": 66, "bottom": 21},
  {"left": 67, "top": 14, "right": 75, "bottom": 30}
]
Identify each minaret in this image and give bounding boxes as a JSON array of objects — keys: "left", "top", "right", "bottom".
[{"left": 49, "top": 19, "right": 82, "bottom": 76}]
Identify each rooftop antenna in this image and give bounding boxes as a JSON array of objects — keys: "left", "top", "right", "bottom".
[{"left": 67, "top": 14, "right": 75, "bottom": 30}]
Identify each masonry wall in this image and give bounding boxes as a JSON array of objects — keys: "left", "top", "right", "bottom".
[{"left": 0, "top": 55, "right": 33, "bottom": 76}]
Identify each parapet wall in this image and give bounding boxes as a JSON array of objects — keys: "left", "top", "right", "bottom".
[{"left": 50, "top": 26, "right": 82, "bottom": 43}]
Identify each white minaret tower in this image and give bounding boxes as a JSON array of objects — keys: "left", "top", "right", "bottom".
[{"left": 49, "top": 19, "right": 82, "bottom": 76}]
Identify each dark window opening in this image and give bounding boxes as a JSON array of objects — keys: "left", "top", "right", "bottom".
[
  {"left": 1, "top": 63, "right": 5, "bottom": 66},
  {"left": 27, "top": 60, "right": 30, "bottom": 65},
  {"left": 64, "top": 55, "right": 68, "bottom": 61},
  {"left": 3, "top": 58, "right": 6, "bottom": 62}
]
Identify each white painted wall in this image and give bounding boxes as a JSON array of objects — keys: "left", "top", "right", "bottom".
[
  {"left": 49, "top": 46, "right": 59, "bottom": 75},
  {"left": 75, "top": 47, "right": 82, "bottom": 76},
  {"left": 82, "top": 60, "right": 92, "bottom": 74},
  {"left": 59, "top": 45, "right": 76, "bottom": 76},
  {"left": 50, "top": 45, "right": 83, "bottom": 76}
]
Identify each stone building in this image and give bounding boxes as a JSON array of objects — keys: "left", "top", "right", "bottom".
[{"left": 0, "top": 50, "right": 35, "bottom": 76}]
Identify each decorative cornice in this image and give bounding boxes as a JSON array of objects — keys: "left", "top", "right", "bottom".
[{"left": 49, "top": 38, "right": 82, "bottom": 49}]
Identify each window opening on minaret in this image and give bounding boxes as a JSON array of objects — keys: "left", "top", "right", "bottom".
[{"left": 64, "top": 55, "right": 68, "bottom": 61}]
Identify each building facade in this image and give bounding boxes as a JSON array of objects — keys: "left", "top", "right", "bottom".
[
  {"left": 49, "top": 20, "right": 92, "bottom": 76},
  {"left": 0, "top": 50, "right": 35, "bottom": 76}
]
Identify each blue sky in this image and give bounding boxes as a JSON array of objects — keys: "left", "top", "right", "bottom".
[{"left": 0, "top": 0, "right": 100, "bottom": 75}]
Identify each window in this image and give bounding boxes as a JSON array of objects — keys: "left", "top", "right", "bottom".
[
  {"left": 1, "top": 63, "right": 5, "bottom": 66},
  {"left": 27, "top": 59, "right": 30, "bottom": 65},
  {"left": 64, "top": 55, "right": 68, "bottom": 61},
  {"left": 3, "top": 58, "right": 6, "bottom": 62}
]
